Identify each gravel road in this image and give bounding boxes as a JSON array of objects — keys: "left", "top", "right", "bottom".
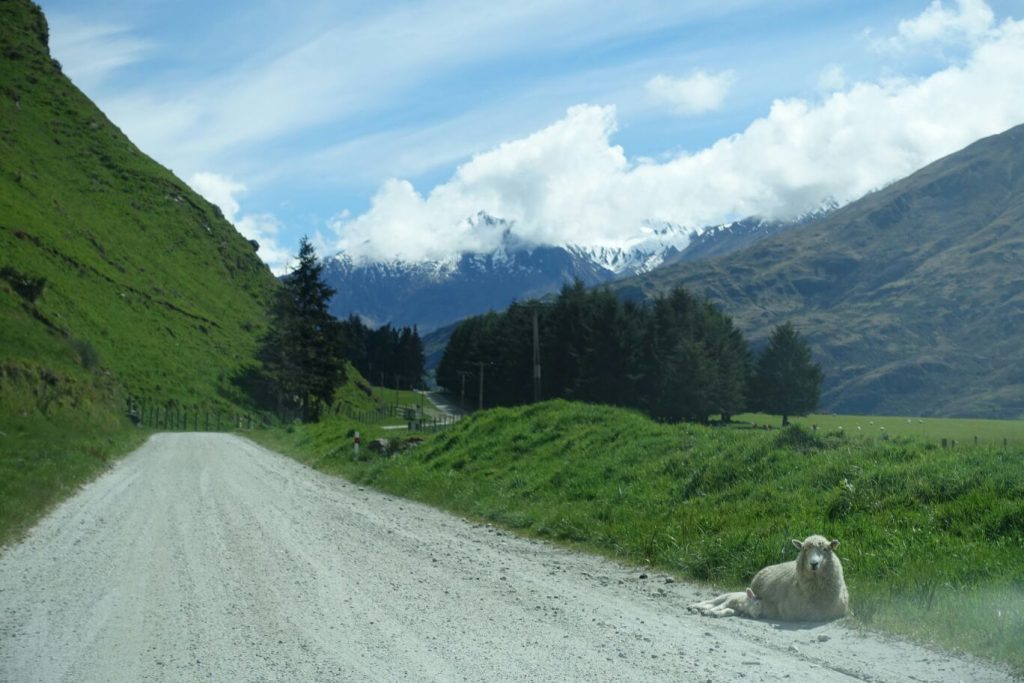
[{"left": 0, "top": 433, "right": 1015, "bottom": 682}]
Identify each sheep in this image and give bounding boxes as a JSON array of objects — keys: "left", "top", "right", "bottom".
[
  {"left": 689, "top": 535, "right": 849, "bottom": 622},
  {"left": 749, "top": 535, "right": 849, "bottom": 621},
  {"left": 688, "top": 587, "right": 763, "bottom": 618}
]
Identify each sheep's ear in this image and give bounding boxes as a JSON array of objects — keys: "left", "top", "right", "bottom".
[
  {"left": 746, "top": 587, "right": 756, "bottom": 599},
  {"left": 791, "top": 538, "right": 803, "bottom": 550},
  {"left": 830, "top": 539, "right": 840, "bottom": 550}
]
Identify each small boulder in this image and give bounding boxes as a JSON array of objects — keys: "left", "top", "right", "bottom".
[{"left": 368, "top": 438, "right": 391, "bottom": 454}]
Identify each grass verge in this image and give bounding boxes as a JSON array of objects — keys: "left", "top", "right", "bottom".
[
  {"left": 0, "top": 406, "right": 149, "bottom": 548},
  {"left": 253, "top": 399, "right": 1024, "bottom": 675}
]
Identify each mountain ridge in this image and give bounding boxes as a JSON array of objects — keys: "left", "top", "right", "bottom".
[
  {"left": 613, "top": 123, "right": 1024, "bottom": 417},
  {"left": 324, "top": 212, "right": 817, "bottom": 334}
]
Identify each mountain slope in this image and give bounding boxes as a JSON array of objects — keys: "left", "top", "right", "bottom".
[
  {"left": 0, "top": 0, "right": 277, "bottom": 413},
  {"left": 1, "top": 0, "right": 282, "bottom": 542},
  {"left": 616, "top": 124, "right": 1024, "bottom": 417}
]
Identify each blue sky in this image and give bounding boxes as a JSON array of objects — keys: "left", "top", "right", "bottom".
[{"left": 39, "top": 0, "right": 1024, "bottom": 272}]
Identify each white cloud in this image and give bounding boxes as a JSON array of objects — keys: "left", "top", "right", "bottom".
[
  {"left": 331, "top": 11, "right": 1024, "bottom": 263},
  {"left": 645, "top": 69, "right": 736, "bottom": 116},
  {"left": 188, "top": 172, "right": 245, "bottom": 221},
  {"left": 188, "top": 172, "right": 292, "bottom": 275},
  {"left": 47, "top": 15, "right": 152, "bottom": 91},
  {"left": 817, "top": 64, "right": 847, "bottom": 93},
  {"left": 235, "top": 214, "right": 293, "bottom": 276},
  {"left": 97, "top": 2, "right": 724, "bottom": 174},
  {"left": 894, "top": 0, "right": 995, "bottom": 47}
]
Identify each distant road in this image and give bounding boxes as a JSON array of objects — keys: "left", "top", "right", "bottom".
[
  {"left": 422, "top": 389, "right": 465, "bottom": 416},
  {"left": 0, "top": 434, "right": 1014, "bottom": 682}
]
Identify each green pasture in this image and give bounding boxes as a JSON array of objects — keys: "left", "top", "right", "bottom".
[
  {"left": 736, "top": 412, "right": 1024, "bottom": 445},
  {"left": 257, "top": 400, "right": 1024, "bottom": 674}
]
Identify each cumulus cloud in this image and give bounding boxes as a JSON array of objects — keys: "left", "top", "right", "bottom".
[
  {"left": 188, "top": 172, "right": 293, "bottom": 274},
  {"left": 329, "top": 6, "right": 1024, "bottom": 264},
  {"left": 645, "top": 70, "right": 736, "bottom": 116},
  {"left": 189, "top": 172, "right": 245, "bottom": 220},
  {"left": 892, "top": 0, "right": 995, "bottom": 47},
  {"left": 817, "top": 64, "right": 847, "bottom": 94}
]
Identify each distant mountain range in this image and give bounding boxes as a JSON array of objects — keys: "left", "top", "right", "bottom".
[
  {"left": 323, "top": 211, "right": 821, "bottom": 333},
  {"left": 613, "top": 123, "right": 1024, "bottom": 418}
]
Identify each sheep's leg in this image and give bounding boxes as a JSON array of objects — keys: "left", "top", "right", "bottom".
[{"left": 689, "top": 591, "right": 744, "bottom": 617}]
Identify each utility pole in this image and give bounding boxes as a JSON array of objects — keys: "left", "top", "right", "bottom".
[
  {"left": 457, "top": 370, "right": 471, "bottom": 410},
  {"left": 477, "top": 361, "right": 485, "bottom": 411},
  {"left": 532, "top": 307, "right": 541, "bottom": 403}
]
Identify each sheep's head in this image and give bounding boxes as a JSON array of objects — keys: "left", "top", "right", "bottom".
[
  {"left": 792, "top": 535, "right": 840, "bottom": 573},
  {"left": 744, "top": 587, "right": 764, "bottom": 618}
]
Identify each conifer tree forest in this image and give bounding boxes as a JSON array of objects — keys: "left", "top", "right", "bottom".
[
  {"left": 339, "top": 316, "right": 427, "bottom": 391},
  {"left": 437, "top": 281, "right": 821, "bottom": 424},
  {"left": 257, "top": 238, "right": 426, "bottom": 422}
]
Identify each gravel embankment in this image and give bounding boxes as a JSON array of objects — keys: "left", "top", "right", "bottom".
[{"left": 0, "top": 433, "right": 1015, "bottom": 682}]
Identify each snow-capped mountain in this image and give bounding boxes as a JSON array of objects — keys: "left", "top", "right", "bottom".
[
  {"left": 323, "top": 232, "right": 623, "bottom": 333},
  {"left": 667, "top": 202, "right": 839, "bottom": 266},
  {"left": 322, "top": 208, "right": 832, "bottom": 334}
]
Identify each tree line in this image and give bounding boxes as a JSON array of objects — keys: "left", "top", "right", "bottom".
[
  {"left": 254, "top": 238, "right": 425, "bottom": 422},
  {"left": 339, "top": 315, "right": 426, "bottom": 392},
  {"left": 437, "top": 280, "right": 822, "bottom": 425}
]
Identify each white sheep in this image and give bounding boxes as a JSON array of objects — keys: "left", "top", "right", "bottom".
[
  {"left": 750, "top": 535, "right": 849, "bottom": 621},
  {"left": 689, "top": 535, "right": 849, "bottom": 622},
  {"left": 689, "top": 587, "right": 763, "bottom": 618}
]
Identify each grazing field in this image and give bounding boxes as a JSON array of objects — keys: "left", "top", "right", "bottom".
[
  {"left": 255, "top": 400, "right": 1024, "bottom": 674},
  {"left": 736, "top": 412, "right": 1024, "bottom": 445}
]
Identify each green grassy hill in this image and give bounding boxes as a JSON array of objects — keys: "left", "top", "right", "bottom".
[
  {"left": 258, "top": 400, "right": 1024, "bottom": 672},
  {"left": 0, "top": 0, "right": 278, "bottom": 542},
  {"left": 613, "top": 124, "right": 1024, "bottom": 418},
  {"left": 1, "top": 0, "right": 277, "bottom": 408}
]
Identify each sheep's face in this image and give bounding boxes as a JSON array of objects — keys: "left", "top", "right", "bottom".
[{"left": 792, "top": 535, "right": 840, "bottom": 573}]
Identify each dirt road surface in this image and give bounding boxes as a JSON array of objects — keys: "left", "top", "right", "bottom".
[{"left": 0, "top": 433, "right": 1015, "bottom": 682}]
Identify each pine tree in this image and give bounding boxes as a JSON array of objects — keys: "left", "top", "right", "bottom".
[
  {"left": 752, "top": 322, "right": 823, "bottom": 426},
  {"left": 259, "top": 237, "right": 346, "bottom": 422}
]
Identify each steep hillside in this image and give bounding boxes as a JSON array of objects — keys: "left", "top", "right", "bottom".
[
  {"left": 0, "top": 0, "right": 277, "bottom": 416},
  {"left": 1, "top": 0, "right": 281, "bottom": 541},
  {"left": 616, "top": 124, "right": 1024, "bottom": 417}
]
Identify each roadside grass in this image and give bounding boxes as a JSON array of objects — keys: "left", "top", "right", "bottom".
[
  {"left": 257, "top": 400, "right": 1024, "bottom": 674},
  {"left": 0, "top": 416, "right": 148, "bottom": 548},
  {"left": 735, "top": 412, "right": 1024, "bottom": 445},
  {"left": 0, "top": 370, "right": 148, "bottom": 547}
]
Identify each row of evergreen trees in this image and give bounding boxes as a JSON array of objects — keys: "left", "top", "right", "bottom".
[
  {"left": 437, "top": 281, "right": 822, "bottom": 424},
  {"left": 254, "top": 239, "right": 817, "bottom": 425},
  {"left": 339, "top": 316, "right": 426, "bottom": 392}
]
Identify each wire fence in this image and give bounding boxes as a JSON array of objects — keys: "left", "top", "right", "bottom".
[
  {"left": 337, "top": 403, "right": 460, "bottom": 432},
  {"left": 128, "top": 399, "right": 271, "bottom": 432},
  {"left": 128, "top": 397, "right": 459, "bottom": 434}
]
